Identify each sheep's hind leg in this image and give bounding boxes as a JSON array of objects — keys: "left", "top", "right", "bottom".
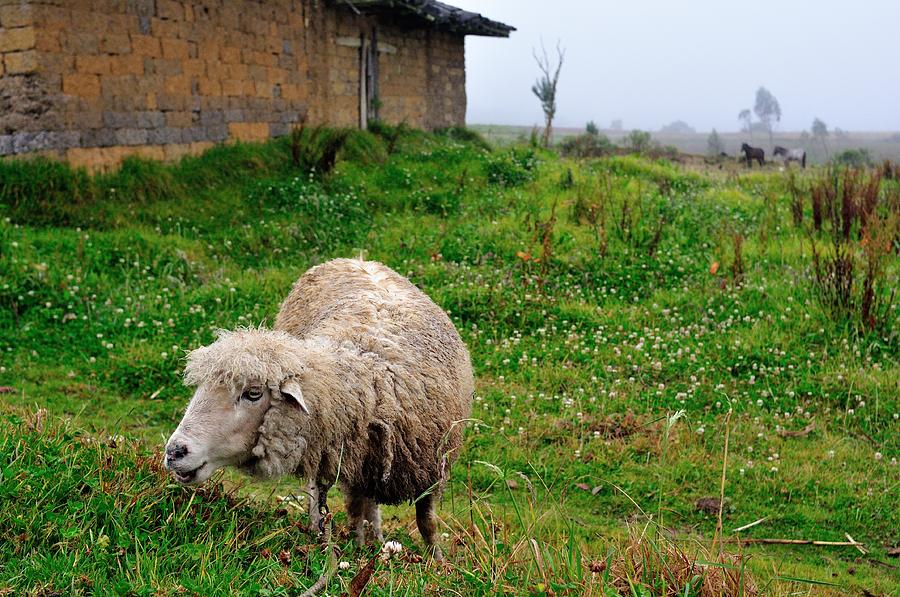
[
  {"left": 415, "top": 493, "right": 443, "bottom": 561},
  {"left": 346, "top": 493, "right": 368, "bottom": 547},
  {"left": 366, "top": 499, "right": 384, "bottom": 544}
]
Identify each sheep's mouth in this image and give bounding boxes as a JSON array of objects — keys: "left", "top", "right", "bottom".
[{"left": 172, "top": 462, "right": 206, "bottom": 484}]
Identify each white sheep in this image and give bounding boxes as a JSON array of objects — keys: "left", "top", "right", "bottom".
[{"left": 164, "top": 259, "right": 474, "bottom": 559}]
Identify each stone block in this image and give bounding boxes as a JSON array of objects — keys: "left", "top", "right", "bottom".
[
  {"left": 0, "top": 4, "right": 32, "bottom": 28},
  {"left": 131, "top": 35, "right": 161, "bottom": 58},
  {"left": 109, "top": 54, "right": 144, "bottom": 76},
  {"left": 156, "top": 94, "right": 187, "bottom": 112},
  {"left": 147, "top": 126, "right": 184, "bottom": 145},
  {"left": 0, "top": 135, "right": 13, "bottom": 155},
  {"left": 0, "top": 26, "right": 35, "bottom": 53},
  {"left": 81, "top": 128, "right": 119, "bottom": 147},
  {"left": 135, "top": 111, "right": 166, "bottom": 128},
  {"left": 100, "top": 33, "right": 132, "bottom": 55},
  {"left": 115, "top": 128, "right": 149, "bottom": 145},
  {"left": 4, "top": 50, "right": 38, "bottom": 74},
  {"left": 103, "top": 111, "right": 137, "bottom": 128},
  {"left": 165, "top": 111, "right": 194, "bottom": 128},
  {"left": 199, "top": 110, "right": 224, "bottom": 126},
  {"left": 223, "top": 108, "right": 243, "bottom": 122},
  {"left": 75, "top": 55, "right": 110, "bottom": 75},
  {"left": 197, "top": 77, "right": 221, "bottom": 96},
  {"left": 156, "top": 0, "right": 184, "bottom": 21},
  {"left": 162, "top": 38, "right": 189, "bottom": 61},
  {"left": 163, "top": 75, "right": 190, "bottom": 96},
  {"left": 63, "top": 74, "right": 101, "bottom": 98},
  {"left": 228, "top": 121, "right": 269, "bottom": 142},
  {"left": 182, "top": 58, "right": 205, "bottom": 77}
]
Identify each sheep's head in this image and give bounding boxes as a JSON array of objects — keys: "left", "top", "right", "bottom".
[{"left": 164, "top": 329, "right": 310, "bottom": 484}]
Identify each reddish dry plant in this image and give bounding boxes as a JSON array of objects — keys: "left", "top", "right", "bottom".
[
  {"left": 608, "top": 532, "right": 758, "bottom": 597},
  {"left": 809, "top": 166, "right": 899, "bottom": 332},
  {"left": 786, "top": 170, "right": 804, "bottom": 228}
]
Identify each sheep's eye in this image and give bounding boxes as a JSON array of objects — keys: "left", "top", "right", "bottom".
[{"left": 241, "top": 388, "right": 263, "bottom": 402}]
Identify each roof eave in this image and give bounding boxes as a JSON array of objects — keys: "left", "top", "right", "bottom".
[{"left": 340, "top": 0, "right": 515, "bottom": 37}]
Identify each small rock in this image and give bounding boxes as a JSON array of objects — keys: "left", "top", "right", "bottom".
[{"left": 695, "top": 497, "right": 723, "bottom": 514}]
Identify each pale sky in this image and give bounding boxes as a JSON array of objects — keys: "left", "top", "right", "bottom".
[{"left": 452, "top": 0, "right": 900, "bottom": 132}]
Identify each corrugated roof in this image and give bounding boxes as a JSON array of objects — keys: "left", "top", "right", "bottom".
[{"left": 340, "top": 0, "right": 515, "bottom": 37}]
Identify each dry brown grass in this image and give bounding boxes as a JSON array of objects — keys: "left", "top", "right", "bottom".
[{"left": 608, "top": 529, "right": 758, "bottom": 596}]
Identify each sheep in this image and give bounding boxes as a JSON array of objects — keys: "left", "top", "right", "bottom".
[{"left": 164, "top": 258, "right": 474, "bottom": 558}]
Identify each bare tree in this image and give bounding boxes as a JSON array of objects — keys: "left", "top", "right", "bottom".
[
  {"left": 532, "top": 40, "right": 565, "bottom": 147},
  {"left": 707, "top": 128, "right": 726, "bottom": 156},
  {"left": 738, "top": 109, "right": 752, "bottom": 137},
  {"left": 753, "top": 87, "right": 782, "bottom": 150}
]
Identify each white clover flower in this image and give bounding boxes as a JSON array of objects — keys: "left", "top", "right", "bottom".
[
  {"left": 381, "top": 540, "right": 403, "bottom": 559},
  {"left": 338, "top": 561, "right": 350, "bottom": 570}
]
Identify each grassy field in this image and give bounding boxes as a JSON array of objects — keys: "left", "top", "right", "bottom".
[
  {"left": 471, "top": 123, "right": 900, "bottom": 164},
  {"left": 1, "top": 128, "right": 898, "bottom": 595}
]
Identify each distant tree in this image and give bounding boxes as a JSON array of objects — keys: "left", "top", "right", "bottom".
[
  {"left": 811, "top": 117, "right": 829, "bottom": 157},
  {"left": 627, "top": 129, "right": 652, "bottom": 153},
  {"left": 586, "top": 121, "right": 599, "bottom": 136},
  {"left": 707, "top": 128, "right": 726, "bottom": 156},
  {"left": 610, "top": 119, "right": 623, "bottom": 132},
  {"left": 753, "top": 87, "right": 782, "bottom": 149},
  {"left": 660, "top": 120, "right": 696, "bottom": 134},
  {"left": 531, "top": 40, "right": 565, "bottom": 148},
  {"left": 833, "top": 148, "right": 872, "bottom": 168},
  {"left": 738, "top": 109, "right": 753, "bottom": 136}
]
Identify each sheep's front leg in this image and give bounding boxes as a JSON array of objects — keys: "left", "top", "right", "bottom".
[
  {"left": 306, "top": 479, "right": 331, "bottom": 534},
  {"left": 415, "top": 493, "right": 443, "bottom": 561}
]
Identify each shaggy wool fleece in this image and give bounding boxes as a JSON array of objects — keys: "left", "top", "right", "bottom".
[{"left": 183, "top": 259, "right": 474, "bottom": 505}]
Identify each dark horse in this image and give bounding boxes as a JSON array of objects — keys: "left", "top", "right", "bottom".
[
  {"left": 740, "top": 143, "right": 765, "bottom": 168},
  {"left": 773, "top": 146, "right": 807, "bottom": 169}
]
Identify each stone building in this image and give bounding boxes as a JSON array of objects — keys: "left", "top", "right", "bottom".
[{"left": 0, "top": 0, "right": 512, "bottom": 169}]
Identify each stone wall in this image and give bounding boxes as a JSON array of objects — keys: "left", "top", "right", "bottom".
[{"left": 0, "top": 0, "right": 467, "bottom": 170}]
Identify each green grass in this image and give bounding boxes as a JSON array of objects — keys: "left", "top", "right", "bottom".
[{"left": 0, "top": 130, "right": 898, "bottom": 596}]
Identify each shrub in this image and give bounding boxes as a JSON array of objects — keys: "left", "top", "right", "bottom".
[
  {"left": 832, "top": 148, "right": 873, "bottom": 168},
  {"left": 807, "top": 167, "right": 899, "bottom": 332},
  {"left": 433, "top": 126, "right": 492, "bottom": 151},
  {"left": 368, "top": 120, "right": 415, "bottom": 154},
  {"left": 626, "top": 130, "right": 653, "bottom": 153},
  {"left": 485, "top": 148, "right": 538, "bottom": 187},
  {"left": 559, "top": 132, "right": 615, "bottom": 158}
]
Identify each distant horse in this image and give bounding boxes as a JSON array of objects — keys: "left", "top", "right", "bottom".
[
  {"left": 773, "top": 146, "right": 807, "bottom": 169},
  {"left": 740, "top": 143, "right": 765, "bottom": 168}
]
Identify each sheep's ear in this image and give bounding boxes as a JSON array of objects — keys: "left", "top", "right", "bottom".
[{"left": 279, "top": 378, "right": 310, "bottom": 414}]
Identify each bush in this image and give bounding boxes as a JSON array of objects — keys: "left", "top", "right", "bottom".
[
  {"left": 832, "top": 148, "right": 873, "bottom": 168},
  {"left": 626, "top": 130, "right": 653, "bottom": 153},
  {"left": 485, "top": 148, "right": 538, "bottom": 187},
  {"left": 434, "top": 126, "right": 492, "bottom": 151},
  {"left": 559, "top": 132, "right": 615, "bottom": 158}
]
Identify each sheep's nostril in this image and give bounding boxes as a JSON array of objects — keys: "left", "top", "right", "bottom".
[{"left": 166, "top": 444, "right": 188, "bottom": 461}]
